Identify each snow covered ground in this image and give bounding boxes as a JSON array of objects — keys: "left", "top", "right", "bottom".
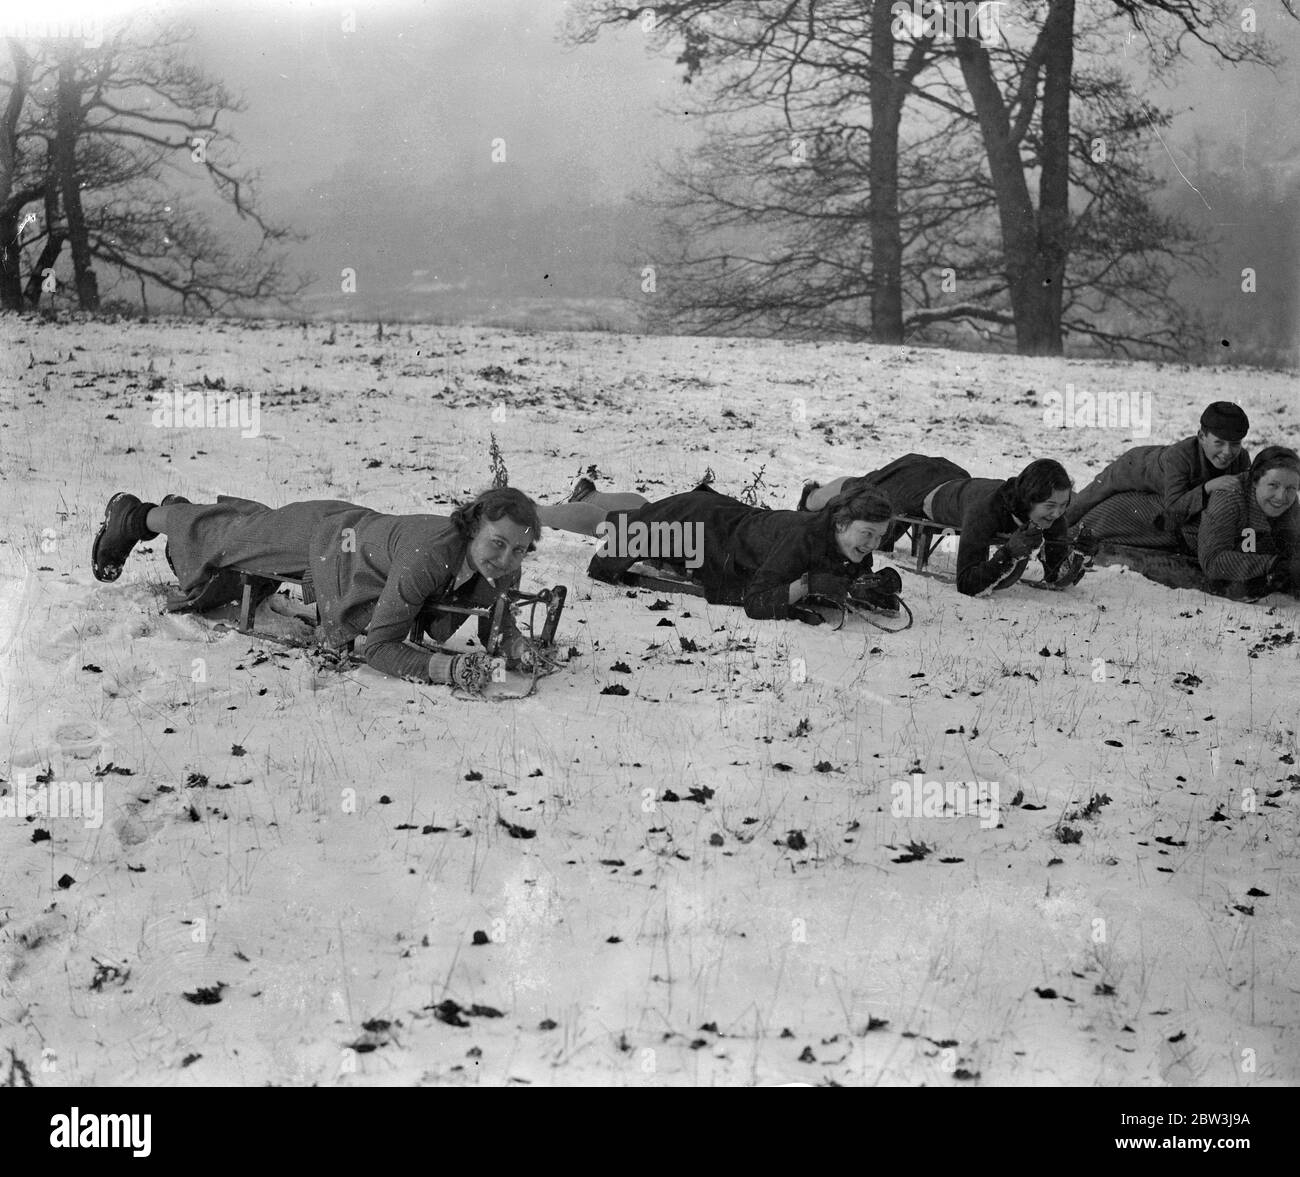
[{"left": 1, "top": 314, "right": 1297, "bottom": 1086}]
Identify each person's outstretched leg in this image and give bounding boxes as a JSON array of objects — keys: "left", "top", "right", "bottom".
[
  {"left": 804, "top": 477, "right": 849, "bottom": 512},
  {"left": 540, "top": 490, "right": 649, "bottom": 536},
  {"left": 144, "top": 503, "right": 188, "bottom": 535},
  {"left": 1078, "top": 492, "right": 1175, "bottom": 548},
  {"left": 1064, "top": 461, "right": 1137, "bottom": 527},
  {"left": 538, "top": 502, "right": 608, "bottom": 535}
]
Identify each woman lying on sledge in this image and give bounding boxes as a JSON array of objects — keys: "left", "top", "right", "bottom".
[
  {"left": 1195, "top": 445, "right": 1300, "bottom": 601},
  {"left": 91, "top": 487, "right": 552, "bottom": 690},
  {"left": 540, "top": 480, "right": 899, "bottom": 624},
  {"left": 799, "top": 454, "right": 1087, "bottom": 596}
]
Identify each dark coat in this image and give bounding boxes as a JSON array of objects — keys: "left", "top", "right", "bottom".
[
  {"left": 928, "top": 477, "right": 1070, "bottom": 596},
  {"left": 586, "top": 487, "right": 868, "bottom": 619}
]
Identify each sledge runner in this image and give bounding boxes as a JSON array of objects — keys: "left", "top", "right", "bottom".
[
  {"left": 799, "top": 454, "right": 1085, "bottom": 597},
  {"left": 541, "top": 480, "right": 899, "bottom": 624},
  {"left": 91, "top": 487, "right": 554, "bottom": 690},
  {"left": 1061, "top": 401, "right": 1251, "bottom": 546},
  {"left": 1195, "top": 445, "right": 1300, "bottom": 600}
]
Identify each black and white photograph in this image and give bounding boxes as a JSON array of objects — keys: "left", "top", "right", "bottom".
[{"left": 1, "top": 0, "right": 1297, "bottom": 1110}]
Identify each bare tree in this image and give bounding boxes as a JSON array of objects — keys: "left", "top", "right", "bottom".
[
  {"left": 0, "top": 39, "right": 38, "bottom": 309},
  {"left": 942, "top": 0, "right": 1294, "bottom": 354},
  {"left": 54, "top": 47, "right": 99, "bottom": 308},
  {"left": 0, "top": 20, "right": 306, "bottom": 313},
  {"left": 569, "top": 0, "right": 1297, "bottom": 357},
  {"left": 568, "top": 0, "right": 948, "bottom": 344}
]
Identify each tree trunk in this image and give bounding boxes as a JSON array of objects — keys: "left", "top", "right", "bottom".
[
  {"left": 55, "top": 53, "right": 98, "bottom": 311},
  {"left": 868, "top": 0, "right": 905, "bottom": 344},
  {"left": 0, "top": 40, "right": 31, "bottom": 310},
  {"left": 953, "top": 0, "right": 1077, "bottom": 356},
  {"left": 1036, "top": 0, "right": 1075, "bottom": 354},
  {"left": 0, "top": 208, "right": 20, "bottom": 308},
  {"left": 26, "top": 174, "right": 64, "bottom": 306}
]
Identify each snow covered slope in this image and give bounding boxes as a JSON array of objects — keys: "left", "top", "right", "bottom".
[{"left": 0, "top": 315, "right": 1296, "bottom": 1086}]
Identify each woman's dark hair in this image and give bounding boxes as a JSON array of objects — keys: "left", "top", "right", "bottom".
[
  {"left": 452, "top": 487, "right": 542, "bottom": 548},
  {"left": 1248, "top": 445, "right": 1300, "bottom": 485},
  {"left": 825, "top": 484, "right": 894, "bottom": 528},
  {"left": 1013, "top": 459, "right": 1073, "bottom": 512}
]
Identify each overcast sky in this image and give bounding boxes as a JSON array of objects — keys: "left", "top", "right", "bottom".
[{"left": 25, "top": 0, "right": 1300, "bottom": 320}]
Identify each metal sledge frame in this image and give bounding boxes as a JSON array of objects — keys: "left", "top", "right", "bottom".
[
  {"left": 405, "top": 586, "right": 569, "bottom": 655},
  {"left": 232, "top": 569, "right": 567, "bottom": 654}
]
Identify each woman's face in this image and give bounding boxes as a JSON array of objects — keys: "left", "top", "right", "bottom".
[
  {"left": 1254, "top": 467, "right": 1300, "bottom": 518},
  {"left": 834, "top": 519, "right": 888, "bottom": 563},
  {"left": 467, "top": 516, "right": 534, "bottom": 581},
  {"left": 1028, "top": 489, "right": 1071, "bottom": 529}
]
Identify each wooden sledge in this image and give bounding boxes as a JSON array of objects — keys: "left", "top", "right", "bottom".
[
  {"left": 892, "top": 515, "right": 968, "bottom": 574},
  {"left": 227, "top": 571, "right": 565, "bottom": 653},
  {"left": 164, "top": 568, "right": 568, "bottom": 659},
  {"left": 619, "top": 563, "right": 708, "bottom": 597},
  {"left": 892, "top": 514, "right": 1010, "bottom": 574},
  {"left": 616, "top": 563, "right": 913, "bottom": 631}
]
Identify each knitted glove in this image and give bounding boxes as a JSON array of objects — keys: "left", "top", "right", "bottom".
[
  {"left": 788, "top": 603, "right": 827, "bottom": 626},
  {"left": 427, "top": 651, "right": 496, "bottom": 694}
]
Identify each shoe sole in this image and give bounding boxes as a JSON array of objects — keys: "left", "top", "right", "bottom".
[{"left": 92, "top": 492, "right": 136, "bottom": 582}]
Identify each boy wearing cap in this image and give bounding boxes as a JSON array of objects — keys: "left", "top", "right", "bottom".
[{"left": 1061, "top": 401, "right": 1250, "bottom": 548}]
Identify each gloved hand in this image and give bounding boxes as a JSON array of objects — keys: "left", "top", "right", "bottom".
[
  {"left": 1069, "top": 524, "right": 1100, "bottom": 557},
  {"left": 1002, "top": 525, "right": 1044, "bottom": 560},
  {"left": 1265, "top": 564, "right": 1294, "bottom": 596},
  {"left": 788, "top": 603, "right": 827, "bottom": 626},
  {"left": 427, "top": 650, "right": 496, "bottom": 694}
]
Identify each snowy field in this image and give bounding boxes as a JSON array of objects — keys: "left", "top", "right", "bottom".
[{"left": 1, "top": 315, "right": 1297, "bottom": 1087}]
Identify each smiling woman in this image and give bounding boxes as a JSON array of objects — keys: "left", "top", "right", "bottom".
[
  {"left": 89, "top": 486, "right": 545, "bottom": 686},
  {"left": 1196, "top": 445, "right": 1300, "bottom": 599},
  {"left": 800, "top": 453, "right": 1082, "bottom": 596}
]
